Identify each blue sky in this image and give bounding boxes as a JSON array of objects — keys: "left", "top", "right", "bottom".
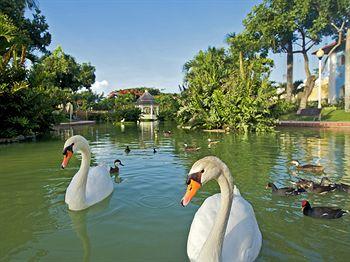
[{"left": 39, "top": 0, "right": 330, "bottom": 94}]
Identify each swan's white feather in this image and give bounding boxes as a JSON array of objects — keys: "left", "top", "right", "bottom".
[
  {"left": 85, "top": 165, "right": 114, "bottom": 206},
  {"left": 65, "top": 164, "right": 113, "bottom": 210},
  {"left": 187, "top": 186, "right": 262, "bottom": 262}
]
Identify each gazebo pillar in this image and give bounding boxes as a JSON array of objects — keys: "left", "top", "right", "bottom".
[{"left": 151, "top": 104, "right": 153, "bottom": 120}]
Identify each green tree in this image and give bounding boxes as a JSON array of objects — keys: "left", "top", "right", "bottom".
[
  {"left": 237, "top": 0, "right": 295, "bottom": 101},
  {"left": 0, "top": 14, "right": 29, "bottom": 95},
  {"left": 178, "top": 47, "right": 231, "bottom": 128},
  {"left": 240, "top": 0, "right": 350, "bottom": 109},
  {"left": 155, "top": 93, "right": 180, "bottom": 121},
  {"left": 29, "top": 46, "right": 96, "bottom": 92},
  {"left": 0, "top": 0, "right": 51, "bottom": 60},
  {"left": 178, "top": 46, "right": 277, "bottom": 132}
]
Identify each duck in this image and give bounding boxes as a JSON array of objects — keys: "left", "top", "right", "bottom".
[
  {"left": 293, "top": 178, "right": 313, "bottom": 189},
  {"left": 120, "top": 118, "right": 125, "bottom": 123},
  {"left": 125, "top": 146, "right": 130, "bottom": 154},
  {"left": 163, "top": 130, "right": 172, "bottom": 137},
  {"left": 207, "top": 138, "right": 220, "bottom": 147},
  {"left": 61, "top": 135, "right": 114, "bottom": 211},
  {"left": 266, "top": 182, "right": 305, "bottom": 196},
  {"left": 181, "top": 156, "right": 262, "bottom": 262},
  {"left": 294, "top": 177, "right": 331, "bottom": 190},
  {"left": 306, "top": 181, "right": 336, "bottom": 194},
  {"left": 290, "top": 160, "right": 324, "bottom": 173},
  {"left": 110, "top": 159, "right": 124, "bottom": 174},
  {"left": 301, "top": 200, "right": 348, "bottom": 219},
  {"left": 184, "top": 143, "right": 201, "bottom": 152},
  {"left": 153, "top": 148, "right": 157, "bottom": 154},
  {"left": 335, "top": 183, "right": 350, "bottom": 193}
]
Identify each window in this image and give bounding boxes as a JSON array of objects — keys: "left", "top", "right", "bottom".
[{"left": 338, "top": 54, "right": 345, "bottom": 66}]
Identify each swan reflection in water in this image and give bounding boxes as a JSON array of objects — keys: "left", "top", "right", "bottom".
[{"left": 68, "top": 194, "right": 113, "bottom": 262}]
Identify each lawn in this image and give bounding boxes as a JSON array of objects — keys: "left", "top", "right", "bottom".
[{"left": 279, "top": 107, "right": 350, "bottom": 122}]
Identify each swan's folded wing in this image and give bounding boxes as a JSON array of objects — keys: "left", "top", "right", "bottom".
[
  {"left": 222, "top": 197, "right": 262, "bottom": 262},
  {"left": 86, "top": 165, "right": 113, "bottom": 206}
]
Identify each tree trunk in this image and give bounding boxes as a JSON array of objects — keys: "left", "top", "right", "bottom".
[
  {"left": 298, "top": 52, "right": 316, "bottom": 111},
  {"left": 298, "top": 75, "right": 316, "bottom": 112},
  {"left": 345, "top": 29, "right": 350, "bottom": 111},
  {"left": 286, "top": 40, "right": 293, "bottom": 101}
]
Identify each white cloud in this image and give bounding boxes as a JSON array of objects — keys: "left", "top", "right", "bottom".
[{"left": 91, "top": 80, "right": 113, "bottom": 95}]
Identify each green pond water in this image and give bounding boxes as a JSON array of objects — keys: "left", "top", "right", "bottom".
[{"left": 1, "top": 122, "right": 350, "bottom": 261}]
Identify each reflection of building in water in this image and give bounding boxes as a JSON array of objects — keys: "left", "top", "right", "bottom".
[
  {"left": 139, "top": 121, "right": 158, "bottom": 142},
  {"left": 136, "top": 91, "right": 159, "bottom": 121}
]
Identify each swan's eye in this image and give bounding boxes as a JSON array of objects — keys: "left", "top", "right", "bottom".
[{"left": 63, "top": 143, "right": 74, "bottom": 155}]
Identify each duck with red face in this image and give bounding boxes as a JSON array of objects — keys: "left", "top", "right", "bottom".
[{"left": 301, "top": 200, "right": 348, "bottom": 219}]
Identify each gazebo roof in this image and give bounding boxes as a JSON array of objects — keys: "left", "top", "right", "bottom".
[{"left": 136, "top": 90, "right": 157, "bottom": 105}]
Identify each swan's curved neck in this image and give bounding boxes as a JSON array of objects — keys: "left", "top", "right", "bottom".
[
  {"left": 198, "top": 164, "right": 233, "bottom": 262},
  {"left": 72, "top": 143, "right": 91, "bottom": 207}
]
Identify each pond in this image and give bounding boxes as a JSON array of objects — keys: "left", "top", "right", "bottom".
[{"left": 1, "top": 122, "right": 350, "bottom": 261}]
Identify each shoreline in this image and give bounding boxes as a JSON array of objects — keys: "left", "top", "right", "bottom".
[
  {"left": 53, "top": 120, "right": 96, "bottom": 129},
  {"left": 278, "top": 120, "right": 350, "bottom": 128}
]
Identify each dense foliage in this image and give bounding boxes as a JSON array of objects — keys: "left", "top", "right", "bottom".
[
  {"left": 0, "top": 5, "right": 95, "bottom": 138},
  {"left": 29, "top": 46, "right": 95, "bottom": 92},
  {"left": 178, "top": 47, "right": 277, "bottom": 132},
  {"left": 155, "top": 93, "right": 180, "bottom": 121}
]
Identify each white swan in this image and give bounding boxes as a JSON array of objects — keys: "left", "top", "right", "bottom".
[
  {"left": 181, "top": 156, "right": 262, "bottom": 262},
  {"left": 61, "top": 135, "right": 114, "bottom": 211}
]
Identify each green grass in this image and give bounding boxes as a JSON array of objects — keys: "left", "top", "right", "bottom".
[{"left": 279, "top": 107, "right": 350, "bottom": 122}]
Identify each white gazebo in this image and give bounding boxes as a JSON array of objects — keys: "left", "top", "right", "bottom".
[{"left": 136, "top": 90, "right": 159, "bottom": 121}]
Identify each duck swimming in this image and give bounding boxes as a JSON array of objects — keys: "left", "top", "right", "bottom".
[
  {"left": 301, "top": 200, "right": 348, "bottom": 219},
  {"left": 110, "top": 159, "right": 124, "bottom": 174},
  {"left": 294, "top": 177, "right": 331, "bottom": 190},
  {"left": 125, "top": 146, "right": 130, "bottom": 154},
  {"left": 290, "top": 160, "right": 324, "bottom": 173},
  {"left": 163, "top": 130, "right": 172, "bottom": 137},
  {"left": 153, "top": 148, "right": 157, "bottom": 153},
  {"left": 306, "top": 181, "right": 336, "bottom": 194},
  {"left": 335, "top": 183, "right": 350, "bottom": 193},
  {"left": 184, "top": 143, "right": 201, "bottom": 152},
  {"left": 266, "top": 182, "right": 305, "bottom": 196}
]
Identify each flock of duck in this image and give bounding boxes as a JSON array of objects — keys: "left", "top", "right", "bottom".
[
  {"left": 267, "top": 160, "right": 349, "bottom": 219},
  {"left": 60, "top": 134, "right": 348, "bottom": 262}
]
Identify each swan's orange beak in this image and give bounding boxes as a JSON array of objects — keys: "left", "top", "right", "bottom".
[
  {"left": 61, "top": 150, "right": 73, "bottom": 169},
  {"left": 181, "top": 179, "right": 201, "bottom": 207}
]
